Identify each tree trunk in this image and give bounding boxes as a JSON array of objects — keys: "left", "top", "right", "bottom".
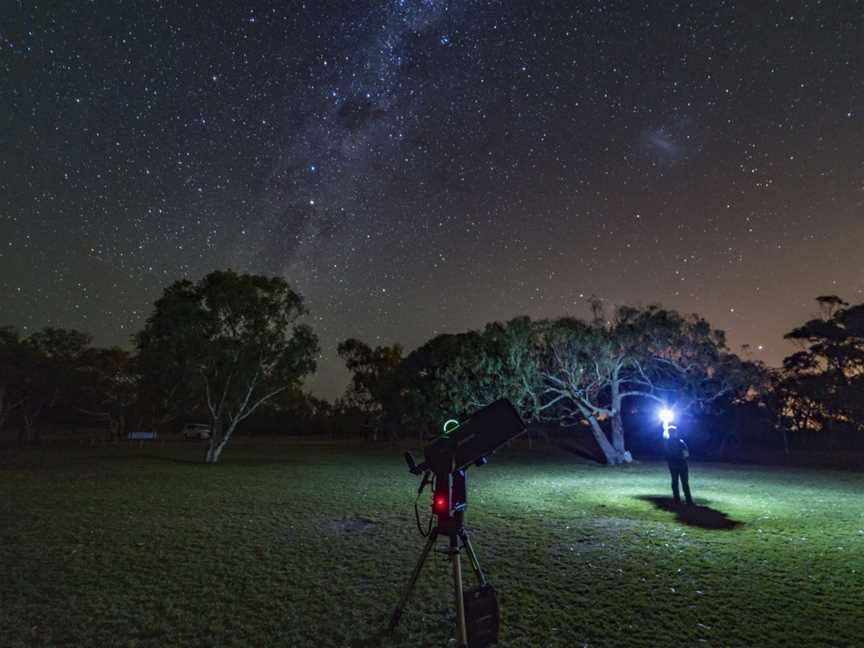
[
  {"left": 206, "top": 440, "right": 229, "bottom": 464},
  {"left": 206, "top": 418, "right": 224, "bottom": 463},
  {"left": 608, "top": 377, "right": 633, "bottom": 463},
  {"left": 583, "top": 413, "right": 626, "bottom": 465},
  {"left": 610, "top": 410, "right": 628, "bottom": 456},
  {"left": 205, "top": 418, "right": 233, "bottom": 464}
]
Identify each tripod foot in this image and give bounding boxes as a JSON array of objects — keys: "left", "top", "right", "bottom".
[{"left": 387, "top": 529, "right": 438, "bottom": 633}]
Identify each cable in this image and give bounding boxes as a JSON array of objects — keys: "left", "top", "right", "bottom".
[{"left": 414, "top": 472, "right": 434, "bottom": 537}]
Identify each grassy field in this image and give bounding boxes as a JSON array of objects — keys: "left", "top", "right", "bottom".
[{"left": 1, "top": 441, "right": 863, "bottom": 647}]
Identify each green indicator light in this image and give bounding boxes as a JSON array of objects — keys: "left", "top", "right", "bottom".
[{"left": 442, "top": 419, "right": 460, "bottom": 436}]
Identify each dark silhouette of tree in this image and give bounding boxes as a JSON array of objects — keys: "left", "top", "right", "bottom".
[
  {"left": 135, "top": 279, "right": 210, "bottom": 431},
  {"left": 0, "top": 326, "right": 25, "bottom": 435},
  {"left": 398, "top": 331, "right": 495, "bottom": 439},
  {"left": 779, "top": 296, "right": 864, "bottom": 436},
  {"left": 137, "top": 270, "right": 319, "bottom": 463},
  {"left": 17, "top": 328, "right": 92, "bottom": 445},
  {"left": 26, "top": 328, "right": 92, "bottom": 364},
  {"left": 395, "top": 318, "right": 546, "bottom": 440},
  {"left": 77, "top": 347, "right": 137, "bottom": 443},
  {"left": 337, "top": 339, "right": 403, "bottom": 440}
]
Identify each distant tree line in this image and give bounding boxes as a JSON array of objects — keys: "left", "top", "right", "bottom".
[
  {"left": 773, "top": 296, "right": 864, "bottom": 448},
  {"left": 337, "top": 299, "right": 765, "bottom": 464},
  {"left": 0, "top": 270, "right": 320, "bottom": 463},
  {"left": 1, "top": 268, "right": 861, "bottom": 465},
  {"left": 335, "top": 294, "right": 864, "bottom": 464}
]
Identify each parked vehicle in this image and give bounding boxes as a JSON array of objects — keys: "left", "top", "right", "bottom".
[{"left": 181, "top": 423, "right": 211, "bottom": 440}]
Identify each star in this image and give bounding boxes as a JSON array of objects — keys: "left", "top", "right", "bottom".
[{"left": 1, "top": 0, "right": 860, "bottom": 400}]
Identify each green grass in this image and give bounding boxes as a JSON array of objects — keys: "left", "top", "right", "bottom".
[{"left": 2, "top": 442, "right": 863, "bottom": 647}]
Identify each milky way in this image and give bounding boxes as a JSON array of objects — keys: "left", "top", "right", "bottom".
[{"left": 2, "top": 1, "right": 862, "bottom": 397}]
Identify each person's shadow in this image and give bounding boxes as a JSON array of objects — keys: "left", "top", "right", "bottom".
[{"left": 636, "top": 495, "right": 743, "bottom": 530}]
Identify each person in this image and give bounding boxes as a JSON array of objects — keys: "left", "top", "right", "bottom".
[{"left": 663, "top": 425, "right": 694, "bottom": 506}]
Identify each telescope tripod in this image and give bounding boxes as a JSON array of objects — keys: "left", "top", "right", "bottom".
[{"left": 388, "top": 519, "right": 489, "bottom": 648}]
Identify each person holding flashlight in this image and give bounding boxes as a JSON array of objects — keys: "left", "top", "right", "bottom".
[{"left": 660, "top": 409, "right": 693, "bottom": 506}]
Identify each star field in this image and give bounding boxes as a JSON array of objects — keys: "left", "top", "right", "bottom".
[{"left": 2, "top": 1, "right": 862, "bottom": 397}]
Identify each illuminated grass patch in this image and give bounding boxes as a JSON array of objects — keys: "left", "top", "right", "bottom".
[{"left": 1, "top": 443, "right": 863, "bottom": 646}]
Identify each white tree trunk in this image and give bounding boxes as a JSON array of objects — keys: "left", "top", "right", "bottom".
[
  {"left": 609, "top": 373, "right": 631, "bottom": 462},
  {"left": 206, "top": 440, "right": 229, "bottom": 464},
  {"left": 205, "top": 418, "right": 225, "bottom": 464},
  {"left": 205, "top": 418, "right": 235, "bottom": 464},
  {"left": 570, "top": 401, "right": 626, "bottom": 464},
  {"left": 610, "top": 410, "right": 632, "bottom": 463},
  {"left": 584, "top": 414, "right": 627, "bottom": 464}
]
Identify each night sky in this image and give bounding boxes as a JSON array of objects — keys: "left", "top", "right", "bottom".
[{"left": 2, "top": 1, "right": 862, "bottom": 398}]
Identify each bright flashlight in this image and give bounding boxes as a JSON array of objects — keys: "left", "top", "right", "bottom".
[
  {"left": 659, "top": 408, "right": 676, "bottom": 439},
  {"left": 659, "top": 408, "right": 675, "bottom": 426}
]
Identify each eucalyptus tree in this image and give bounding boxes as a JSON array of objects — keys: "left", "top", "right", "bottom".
[
  {"left": 137, "top": 270, "right": 319, "bottom": 463},
  {"left": 778, "top": 295, "right": 864, "bottom": 435},
  {"left": 337, "top": 338, "right": 403, "bottom": 440},
  {"left": 539, "top": 304, "right": 758, "bottom": 464},
  {"left": 78, "top": 347, "right": 137, "bottom": 442},
  {"left": 19, "top": 327, "right": 92, "bottom": 445},
  {"left": 397, "top": 317, "right": 546, "bottom": 438}
]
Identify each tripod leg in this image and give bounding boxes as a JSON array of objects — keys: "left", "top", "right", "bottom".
[
  {"left": 450, "top": 533, "right": 469, "bottom": 648},
  {"left": 458, "top": 528, "right": 487, "bottom": 586},
  {"left": 389, "top": 528, "right": 438, "bottom": 630}
]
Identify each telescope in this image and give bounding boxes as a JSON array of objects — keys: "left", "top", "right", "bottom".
[
  {"left": 403, "top": 397, "right": 525, "bottom": 518},
  {"left": 390, "top": 399, "right": 526, "bottom": 647}
]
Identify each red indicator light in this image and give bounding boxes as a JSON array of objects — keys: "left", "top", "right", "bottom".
[{"left": 434, "top": 495, "right": 448, "bottom": 513}]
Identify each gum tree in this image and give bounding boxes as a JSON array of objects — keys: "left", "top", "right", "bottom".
[
  {"left": 337, "top": 338, "right": 403, "bottom": 440},
  {"left": 779, "top": 296, "right": 864, "bottom": 435},
  {"left": 19, "top": 327, "right": 92, "bottom": 445},
  {"left": 397, "top": 318, "right": 546, "bottom": 438},
  {"left": 137, "top": 270, "right": 319, "bottom": 463},
  {"left": 540, "top": 304, "right": 758, "bottom": 464},
  {"left": 77, "top": 347, "right": 137, "bottom": 442}
]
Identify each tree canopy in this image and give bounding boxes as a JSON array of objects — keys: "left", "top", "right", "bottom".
[
  {"left": 137, "top": 270, "right": 319, "bottom": 463},
  {"left": 337, "top": 338, "right": 403, "bottom": 440},
  {"left": 341, "top": 304, "right": 761, "bottom": 463},
  {"left": 779, "top": 296, "right": 864, "bottom": 435},
  {"left": 537, "top": 304, "right": 760, "bottom": 463}
]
